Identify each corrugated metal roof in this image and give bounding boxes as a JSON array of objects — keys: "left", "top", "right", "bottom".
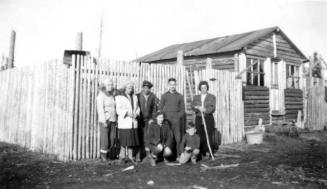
[{"left": 136, "top": 26, "right": 305, "bottom": 62}]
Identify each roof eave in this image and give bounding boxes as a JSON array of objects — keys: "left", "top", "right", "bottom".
[{"left": 142, "top": 49, "right": 243, "bottom": 63}]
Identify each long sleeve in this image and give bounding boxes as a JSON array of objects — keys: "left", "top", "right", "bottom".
[
  {"left": 151, "top": 95, "right": 158, "bottom": 119},
  {"left": 205, "top": 95, "right": 216, "bottom": 114},
  {"left": 164, "top": 128, "right": 174, "bottom": 148},
  {"left": 96, "top": 94, "right": 105, "bottom": 123},
  {"left": 191, "top": 95, "right": 200, "bottom": 113},
  {"left": 144, "top": 124, "right": 151, "bottom": 147},
  {"left": 115, "top": 96, "right": 128, "bottom": 118},
  {"left": 134, "top": 96, "right": 140, "bottom": 116},
  {"left": 158, "top": 94, "right": 165, "bottom": 112},
  {"left": 194, "top": 135, "right": 200, "bottom": 149},
  {"left": 180, "top": 135, "right": 186, "bottom": 153},
  {"left": 149, "top": 126, "right": 160, "bottom": 145},
  {"left": 178, "top": 95, "right": 185, "bottom": 117}
]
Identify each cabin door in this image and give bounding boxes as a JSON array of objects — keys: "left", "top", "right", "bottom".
[{"left": 269, "top": 60, "right": 286, "bottom": 114}]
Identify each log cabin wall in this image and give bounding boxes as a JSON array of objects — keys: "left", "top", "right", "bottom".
[
  {"left": 243, "top": 86, "right": 270, "bottom": 128},
  {"left": 284, "top": 88, "right": 303, "bottom": 122},
  {"left": 140, "top": 27, "right": 308, "bottom": 130},
  {"left": 243, "top": 31, "right": 305, "bottom": 126}
]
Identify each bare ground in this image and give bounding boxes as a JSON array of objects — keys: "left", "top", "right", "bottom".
[{"left": 1, "top": 132, "right": 327, "bottom": 189}]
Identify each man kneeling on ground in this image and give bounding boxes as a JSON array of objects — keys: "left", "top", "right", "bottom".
[{"left": 146, "top": 112, "right": 173, "bottom": 166}]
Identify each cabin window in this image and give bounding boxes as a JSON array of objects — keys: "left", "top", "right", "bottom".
[
  {"left": 246, "top": 58, "right": 265, "bottom": 86},
  {"left": 286, "top": 64, "right": 300, "bottom": 88}
]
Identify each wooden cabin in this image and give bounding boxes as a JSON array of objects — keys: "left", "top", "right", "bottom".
[{"left": 136, "top": 26, "right": 308, "bottom": 129}]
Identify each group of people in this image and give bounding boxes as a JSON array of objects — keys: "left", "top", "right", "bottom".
[{"left": 96, "top": 77, "right": 216, "bottom": 166}]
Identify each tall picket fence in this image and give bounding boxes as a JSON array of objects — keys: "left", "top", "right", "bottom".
[
  {"left": 0, "top": 56, "right": 10, "bottom": 70},
  {"left": 0, "top": 55, "right": 185, "bottom": 161},
  {"left": 73, "top": 55, "right": 185, "bottom": 160},
  {"left": 194, "top": 69, "right": 245, "bottom": 144},
  {"left": 306, "top": 86, "right": 327, "bottom": 130},
  {"left": 0, "top": 59, "right": 74, "bottom": 161}
]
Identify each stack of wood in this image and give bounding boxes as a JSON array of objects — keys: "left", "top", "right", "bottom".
[
  {"left": 284, "top": 88, "right": 303, "bottom": 122},
  {"left": 243, "top": 86, "right": 270, "bottom": 128}
]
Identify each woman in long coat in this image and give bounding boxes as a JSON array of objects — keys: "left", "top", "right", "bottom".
[
  {"left": 115, "top": 82, "right": 140, "bottom": 163},
  {"left": 191, "top": 81, "right": 216, "bottom": 158}
]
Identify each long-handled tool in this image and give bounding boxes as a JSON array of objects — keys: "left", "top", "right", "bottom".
[
  {"left": 201, "top": 111, "right": 215, "bottom": 160},
  {"left": 187, "top": 70, "right": 215, "bottom": 160}
]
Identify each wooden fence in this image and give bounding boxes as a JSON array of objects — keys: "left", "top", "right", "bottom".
[
  {"left": 0, "top": 56, "right": 10, "bottom": 71},
  {"left": 194, "top": 69, "right": 244, "bottom": 144},
  {"left": 306, "top": 85, "right": 327, "bottom": 130},
  {"left": 0, "top": 59, "right": 74, "bottom": 161},
  {"left": 73, "top": 55, "right": 185, "bottom": 160},
  {"left": 0, "top": 55, "right": 185, "bottom": 161}
]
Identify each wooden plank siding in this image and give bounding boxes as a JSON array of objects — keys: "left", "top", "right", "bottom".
[
  {"left": 246, "top": 33, "right": 304, "bottom": 65},
  {"left": 149, "top": 54, "right": 235, "bottom": 71}
]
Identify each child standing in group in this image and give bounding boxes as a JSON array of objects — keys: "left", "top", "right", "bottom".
[{"left": 179, "top": 123, "right": 200, "bottom": 164}]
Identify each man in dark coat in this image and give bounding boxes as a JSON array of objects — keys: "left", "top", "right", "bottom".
[
  {"left": 136, "top": 80, "right": 158, "bottom": 162},
  {"left": 146, "top": 112, "right": 174, "bottom": 166},
  {"left": 159, "top": 78, "right": 185, "bottom": 159}
]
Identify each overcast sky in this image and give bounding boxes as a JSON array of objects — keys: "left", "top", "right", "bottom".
[{"left": 0, "top": 0, "right": 326, "bottom": 67}]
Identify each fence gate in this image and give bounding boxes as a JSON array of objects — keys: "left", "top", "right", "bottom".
[{"left": 193, "top": 69, "right": 244, "bottom": 144}]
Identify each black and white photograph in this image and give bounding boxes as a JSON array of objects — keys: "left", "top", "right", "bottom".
[{"left": 0, "top": 0, "right": 327, "bottom": 188}]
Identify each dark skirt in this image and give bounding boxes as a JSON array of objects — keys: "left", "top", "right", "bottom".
[
  {"left": 119, "top": 128, "right": 139, "bottom": 147},
  {"left": 195, "top": 114, "right": 215, "bottom": 155}
]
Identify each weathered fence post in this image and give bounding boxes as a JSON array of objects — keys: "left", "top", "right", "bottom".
[
  {"left": 177, "top": 51, "right": 184, "bottom": 66},
  {"left": 97, "top": 13, "right": 103, "bottom": 58},
  {"left": 8, "top": 30, "right": 16, "bottom": 68},
  {"left": 234, "top": 54, "right": 239, "bottom": 72},
  {"left": 75, "top": 32, "right": 83, "bottom": 51}
]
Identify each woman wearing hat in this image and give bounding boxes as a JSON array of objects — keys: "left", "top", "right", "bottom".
[
  {"left": 191, "top": 81, "right": 216, "bottom": 158},
  {"left": 96, "top": 78, "right": 117, "bottom": 161},
  {"left": 115, "top": 81, "right": 140, "bottom": 163}
]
